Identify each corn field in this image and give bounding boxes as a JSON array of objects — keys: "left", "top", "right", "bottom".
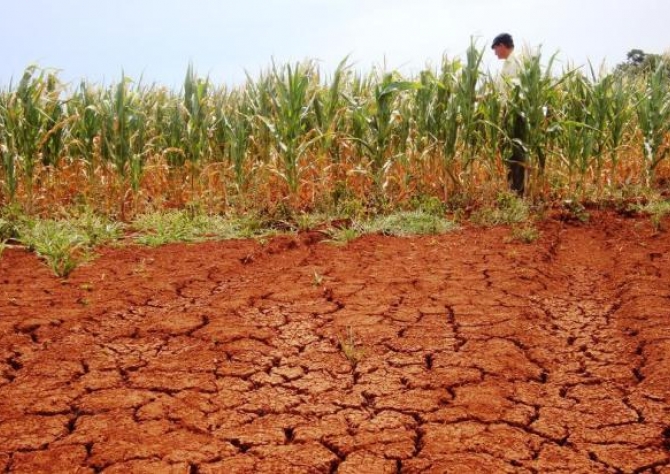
[{"left": 0, "top": 45, "right": 669, "bottom": 218}]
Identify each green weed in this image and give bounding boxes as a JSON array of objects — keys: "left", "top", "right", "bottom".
[
  {"left": 18, "top": 220, "right": 86, "bottom": 277},
  {"left": 69, "top": 211, "right": 124, "bottom": 246}
]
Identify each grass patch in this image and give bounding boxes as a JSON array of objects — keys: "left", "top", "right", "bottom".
[
  {"left": 326, "top": 225, "right": 363, "bottom": 245},
  {"left": 324, "top": 210, "right": 456, "bottom": 244},
  {"left": 132, "top": 210, "right": 282, "bottom": 246},
  {"left": 133, "top": 211, "right": 205, "bottom": 246},
  {"left": 68, "top": 211, "right": 124, "bottom": 246},
  {"left": 471, "top": 192, "right": 530, "bottom": 226},
  {"left": 293, "top": 212, "right": 330, "bottom": 232},
  {"left": 132, "top": 211, "right": 234, "bottom": 246},
  {"left": 364, "top": 211, "right": 457, "bottom": 236},
  {"left": 507, "top": 223, "right": 541, "bottom": 244}
]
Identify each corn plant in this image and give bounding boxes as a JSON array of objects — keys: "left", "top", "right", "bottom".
[
  {"left": 504, "top": 51, "right": 567, "bottom": 196},
  {"left": 99, "top": 75, "right": 145, "bottom": 190},
  {"left": 456, "top": 41, "right": 485, "bottom": 168},
  {"left": 436, "top": 57, "right": 463, "bottom": 190},
  {"left": 182, "top": 64, "right": 212, "bottom": 175},
  {"left": 68, "top": 81, "right": 104, "bottom": 177},
  {"left": 413, "top": 69, "right": 439, "bottom": 151},
  {"left": 152, "top": 88, "right": 187, "bottom": 168},
  {"left": 371, "top": 73, "right": 418, "bottom": 175},
  {"left": 1, "top": 66, "right": 51, "bottom": 205},
  {"left": 635, "top": 60, "right": 670, "bottom": 183},
  {"left": 348, "top": 70, "right": 418, "bottom": 194},
  {"left": 604, "top": 74, "right": 634, "bottom": 175},
  {"left": 263, "top": 61, "right": 317, "bottom": 194},
  {"left": 313, "top": 57, "right": 350, "bottom": 161},
  {"left": 587, "top": 67, "right": 614, "bottom": 179},
  {"left": 0, "top": 93, "right": 18, "bottom": 200},
  {"left": 0, "top": 54, "right": 666, "bottom": 217},
  {"left": 246, "top": 71, "right": 275, "bottom": 165},
  {"left": 219, "top": 90, "right": 252, "bottom": 189},
  {"left": 39, "top": 72, "right": 67, "bottom": 169},
  {"left": 557, "top": 71, "right": 599, "bottom": 190},
  {"left": 476, "top": 77, "right": 503, "bottom": 175},
  {"left": 345, "top": 71, "right": 373, "bottom": 167}
]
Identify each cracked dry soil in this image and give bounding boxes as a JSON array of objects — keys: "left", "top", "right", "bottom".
[{"left": 1, "top": 211, "right": 669, "bottom": 474}]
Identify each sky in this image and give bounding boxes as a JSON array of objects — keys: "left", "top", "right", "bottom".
[{"left": 2, "top": 0, "right": 669, "bottom": 89}]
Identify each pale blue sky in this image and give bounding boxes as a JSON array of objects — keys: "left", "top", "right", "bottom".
[{"left": 2, "top": 0, "right": 668, "bottom": 89}]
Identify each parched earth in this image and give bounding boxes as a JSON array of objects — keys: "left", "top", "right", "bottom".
[{"left": 1, "top": 212, "right": 669, "bottom": 473}]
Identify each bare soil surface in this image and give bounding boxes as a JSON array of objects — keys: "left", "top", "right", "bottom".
[{"left": 1, "top": 212, "right": 669, "bottom": 473}]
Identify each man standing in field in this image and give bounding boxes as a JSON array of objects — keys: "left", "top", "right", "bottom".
[{"left": 492, "top": 32, "right": 526, "bottom": 196}]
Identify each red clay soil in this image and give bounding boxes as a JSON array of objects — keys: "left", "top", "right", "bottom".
[{"left": 1, "top": 211, "right": 669, "bottom": 474}]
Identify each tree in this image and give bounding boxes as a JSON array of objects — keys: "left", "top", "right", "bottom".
[{"left": 615, "top": 49, "right": 669, "bottom": 77}]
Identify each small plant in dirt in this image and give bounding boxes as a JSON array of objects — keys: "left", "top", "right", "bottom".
[
  {"left": 0, "top": 240, "right": 6, "bottom": 258},
  {"left": 364, "top": 211, "right": 457, "bottom": 236},
  {"left": 338, "top": 326, "right": 364, "bottom": 367},
  {"left": 637, "top": 199, "right": 670, "bottom": 232},
  {"left": 651, "top": 214, "right": 666, "bottom": 232},
  {"left": 560, "top": 199, "right": 590, "bottom": 223},
  {"left": 507, "top": 224, "right": 541, "bottom": 244},
  {"left": 18, "top": 220, "right": 86, "bottom": 277},
  {"left": 326, "top": 225, "right": 362, "bottom": 246},
  {"left": 7, "top": 209, "right": 120, "bottom": 276},
  {"left": 312, "top": 270, "right": 324, "bottom": 287},
  {"left": 132, "top": 258, "right": 150, "bottom": 276},
  {"left": 470, "top": 192, "right": 530, "bottom": 226}
]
